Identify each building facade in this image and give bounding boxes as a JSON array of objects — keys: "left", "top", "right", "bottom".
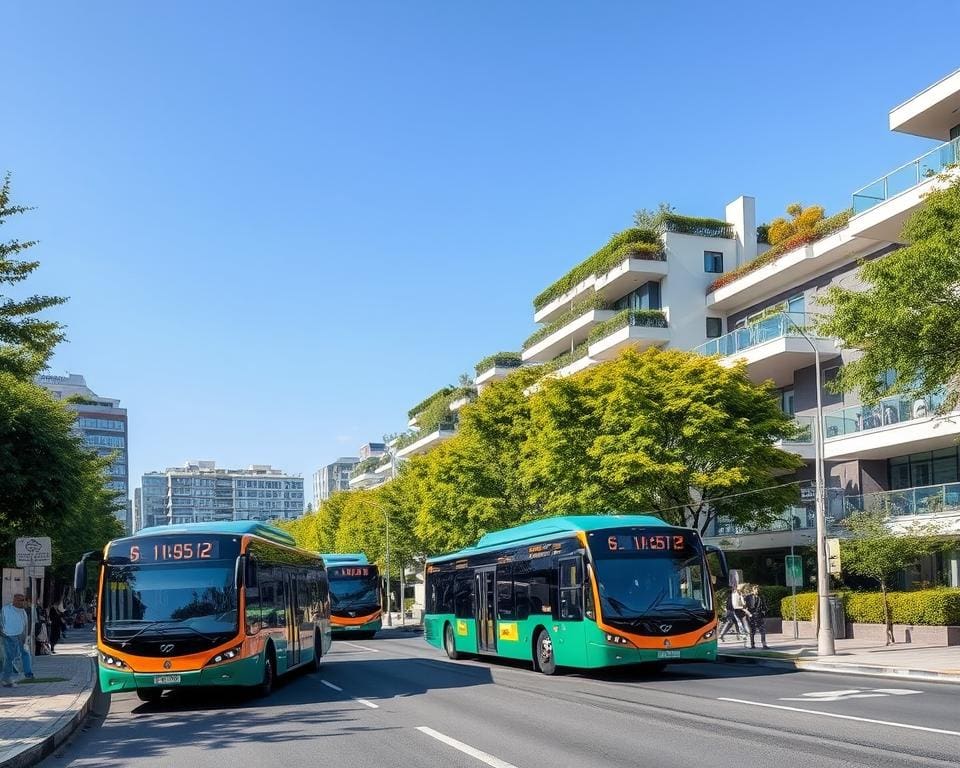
[
  {"left": 138, "top": 461, "right": 304, "bottom": 529},
  {"left": 36, "top": 373, "right": 131, "bottom": 531},
  {"left": 313, "top": 456, "right": 360, "bottom": 505}
]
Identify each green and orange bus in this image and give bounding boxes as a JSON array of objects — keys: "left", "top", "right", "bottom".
[
  {"left": 424, "top": 515, "right": 727, "bottom": 674},
  {"left": 75, "top": 521, "right": 332, "bottom": 701},
  {"left": 319, "top": 554, "right": 383, "bottom": 638}
]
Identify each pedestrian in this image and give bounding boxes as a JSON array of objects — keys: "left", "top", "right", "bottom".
[
  {"left": 718, "top": 588, "right": 744, "bottom": 641},
  {"left": 49, "top": 604, "right": 65, "bottom": 653},
  {"left": 745, "top": 585, "right": 769, "bottom": 649},
  {"left": 1, "top": 593, "right": 35, "bottom": 687}
]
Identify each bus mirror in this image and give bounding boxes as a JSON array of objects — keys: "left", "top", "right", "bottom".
[
  {"left": 73, "top": 560, "right": 86, "bottom": 592},
  {"left": 704, "top": 545, "right": 729, "bottom": 581},
  {"left": 236, "top": 555, "right": 245, "bottom": 590}
]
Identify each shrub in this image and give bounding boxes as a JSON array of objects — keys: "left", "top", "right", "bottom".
[
  {"left": 658, "top": 212, "right": 733, "bottom": 239},
  {"left": 544, "top": 342, "right": 590, "bottom": 373},
  {"left": 475, "top": 352, "right": 522, "bottom": 376},
  {"left": 587, "top": 309, "right": 667, "bottom": 345},
  {"left": 780, "top": 592, "right": 819, "bottom": 621},
  {"left": 780, "top": 589, "right": 960, "bottom": 625},
  {"left": 523, "top": 294, "right": 613, "bottom": 351},
  {"left": 407, "top": 386, "right": 455, "bottom": 420},
  {"left": 759, "top": 586, "right": 791, "bottom": 618}
]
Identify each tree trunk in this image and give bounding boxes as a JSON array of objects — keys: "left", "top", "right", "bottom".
[{"left": 881, "top": 581, "right": 894, "bottom": 645}]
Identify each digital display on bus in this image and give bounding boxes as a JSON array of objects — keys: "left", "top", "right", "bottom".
[
  {"left": 606, "top": 534, "right": 687, "bottom": 553},
  {"left": 109, "top": 538, "right": 224, "bottom": 563},
  {"left": 329, "top": 566, "right": 373, "bottom": 578}
]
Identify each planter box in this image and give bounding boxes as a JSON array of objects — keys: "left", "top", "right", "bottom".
[{"left": 775, "top": 620, "right": 960, "bottom": 645}]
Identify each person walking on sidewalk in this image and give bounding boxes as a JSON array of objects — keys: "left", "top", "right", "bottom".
[
  {"left": 745, "top": 585, "right": 769, "bottom": 649},
  {"left": 1, "top": 594, "right": 35, "bottom": 687},
  {"left": 49, "top": 604, "right": 65, "bottom": 653},
  {"left": 718, "top": 588, "right": 747, "bottom": 641}
]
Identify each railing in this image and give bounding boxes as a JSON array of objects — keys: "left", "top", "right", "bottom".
[
  {"left": 714, "top": 507, "right": 814, "bottom": 536},
  {"left": 823, "top": 391, "right": 946, "bottom": 439},
  {"left": 852, "top": 137, "right": 960, "bottom": 215},
  {"left": 780, "top": 415, "right": 813, "bottom": 445},
  {"left": 845, "top": 481, "right": 960, "bottom": 519},
  {"left": 692, "top": 312, "right": 816, "bottom": 357}
]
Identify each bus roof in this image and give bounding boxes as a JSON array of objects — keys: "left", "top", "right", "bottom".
[
  {"left": 427, "top": 514, "right": 671, "bottom": 563},
  {"left": 132, "top": 521, "right": 297, "bottom": 547},
  {"left": 317, "top": 553, "right": 369, "bottom": 565}
]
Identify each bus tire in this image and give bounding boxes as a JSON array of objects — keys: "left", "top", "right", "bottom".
[
  {"left": 309, "top": 632, "right": 322, "bottom": 672},
  {"left": 256, "top": 644, "right": 276, "bottom": 697},
  {"left": 136, "top": 688, "right": 163, "bottom": 703},
  {"left": 443, "top": 623, "right": 460, "bottom": 660},
  {"left": 535, "top": 629, "right": 557, "bottom": 675}
]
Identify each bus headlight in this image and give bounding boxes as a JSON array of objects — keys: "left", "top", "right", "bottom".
[
  {"left": 698, "top": 629, "right": 716, "bottom": 643},
  {"left": 604, "top": 632, "right": 634, "bottom": 647},
  {"left": 206, "top": 645, "right": 243, "bottom": 666},
  {"left": 99, "top": 651, "right": 128, "bottom": 668}
]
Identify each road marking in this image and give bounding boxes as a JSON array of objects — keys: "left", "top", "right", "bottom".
[
  {"left": 417, "top": 726, "right": 519, "bottom": 768},
  {"left": 338, "top": 641, "right": 379, "bottom": 652},
  {"left": 320, "top": 679, "right": 343, "bottom": 691},
  {"left": 719, "top": 698, "right": 960, "bottom": 736},
  {"left": 779, "top": 688, "right": 923, "bottom": 702},
  {"left": 356, "top": 698, "right": 379, "bottom": 709}
]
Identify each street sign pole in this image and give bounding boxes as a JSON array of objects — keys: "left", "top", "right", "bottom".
[{"left": 16, "top": 538, "right": 52, "bottom": 661}]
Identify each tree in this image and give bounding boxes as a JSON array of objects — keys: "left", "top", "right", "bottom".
[
  {"left": 841, "top": 509, "right": 947, "bottom": 645},
  {"left": 523, "top": 348, "right": 804, "bottom": 534},
  {"left": 633, "top": 202, "right": 675, "bottom": 230},
  {"left": 816, "top": 176, "right": 960, "bottom": 409},
  {"left": 0, "top": 174, "right": 67, "bottom": 379},
  {"left": 767, "top": 202, "right": 824, "bottom": 246}
]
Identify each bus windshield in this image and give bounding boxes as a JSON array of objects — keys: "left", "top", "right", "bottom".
[
  {"left": 103, "top": 561, "right": 238, "bottom": 637},
  {"left": 588, "top": 529, "right": 711, "bottom": 619},
  {"left": 329, "top": 575, "right": 379, "bottom": 611}
]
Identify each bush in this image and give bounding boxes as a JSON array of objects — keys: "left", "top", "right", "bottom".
[
  {"left": 523, "top": 294, "right": 613, "bottom": 351},
  {"left": 759, "top": 586, "right": 791, "bottom": 618},
  {"left": 475, "top": 352, "right": 522, "bottom": 376},
  {"left": 659, "top": 212, "right": 733, "bottom": 239},
  {"left": 587, "top": 309, "right": 667, "bottom": 345},
  {"left": 408, "top": 386, "right": 455, "bottom": 420},
  {"left": 780, "top": 592, "right": 819, "bottom": 621},
  {"left": 779, "top": 589, "right": 960, "bottom": 625}
]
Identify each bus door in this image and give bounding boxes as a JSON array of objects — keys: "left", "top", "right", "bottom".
[
  {"left": 286, "top": 574, "right": 301, "bottom": 667},
  {"left": 475, "top": 569, "right": 497, "bottom": 653}
]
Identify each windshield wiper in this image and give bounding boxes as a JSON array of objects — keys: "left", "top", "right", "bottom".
[{"left": 112, "top": 620, "right": 225, "bottom": 646}]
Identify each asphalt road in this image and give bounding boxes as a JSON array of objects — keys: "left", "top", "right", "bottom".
[{"left": 44, "top": 630, "right": 960, "bottom": 768}]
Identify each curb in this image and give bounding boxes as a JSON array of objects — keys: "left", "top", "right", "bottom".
[
  {"left": 718, "top": 652, "right": 960, "bottom": 685},
  {"left": 0, "top": 656, "right": 98, "bottom": 768}
]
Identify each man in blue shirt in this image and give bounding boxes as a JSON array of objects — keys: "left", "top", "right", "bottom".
[{"left": 1, "top": 594, "right": 35, "bottom": 687}]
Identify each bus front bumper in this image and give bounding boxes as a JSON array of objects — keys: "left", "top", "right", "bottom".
[
  {"left": 587, "top": 640, "right": 717, "bottom": 666},
  {"left": 99, "top": 655, "right": 263, "bottom": 693}
]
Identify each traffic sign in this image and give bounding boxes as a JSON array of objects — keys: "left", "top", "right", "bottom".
[
  {"left": 826, "top": 537, "right": 842, "bottom": 576},
  {"left": 15, "top": 537, "right": 52, "bottom": 567},
  {"left": 785, "top": 554, "right": 803, "bottom": 587}
]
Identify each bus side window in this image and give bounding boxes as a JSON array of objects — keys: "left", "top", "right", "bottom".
[
  {"left": 527, "top": 571, "right": 550, "bottom": 616},
  {"left": 496, "top": 565, "right": 514, "bottom": 619},
  {"left": 514, "top": 579, "right": 530, "bottom": 620},
  {"left": 245, "top": 558, "right": 261, "bottom": 634},
  {"left": 454, "top": 572, "right": 473, "bottom": 618},
  {"left": 559, "top": 558, "right": 583, "bottom": 621}
]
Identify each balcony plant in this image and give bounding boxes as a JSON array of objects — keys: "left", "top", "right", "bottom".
[
  {"left": 474, "top": 351, "right": 522, "bottom": 376},
  {"left": 587, "top": 309, "right": 667, "bottom": 346},
  {"left": 407, "top": 386, "right": 455, "bottom": 420},
  {"left": 523, "top": 294, "right": 614, "bottom": 351}
]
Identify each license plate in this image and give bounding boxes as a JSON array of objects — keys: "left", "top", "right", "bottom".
[
  {"left": 154, "top": 674, "right": 181, "bottom": 685},
  {"left": 656, "top": 650, "right": 681, "bottom": 659}
]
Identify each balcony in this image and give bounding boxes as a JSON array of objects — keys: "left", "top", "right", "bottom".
[
  {"left": 348, "top": 471, "right": 384, "bottom": 490},
  {"left": 823, "top": 391, "right": 960, "bottom": 460},
  {"left": 776, "top": 415, "right": 815, "bottom": 460},
  {"left": 586, "top": 309, "right": 670, "bottom": 362},
  {"left": 522, "top": 302, "right": 616, "bottom": 363},
  {"left": 849, "top": 137, "right": 960, "bottom": 241},
  {"left": 889, "top": 69, "right": 960, "bottom": 140},
  {"left": 692, "top": 313, "right": 836, "bottom": 387},
  {"left": 475, "top": 352, "right": 523, "bottom": 390},
  {"left": 395, "top": 426, "right": 457, "bottom": 458},
  {"left": 846, "top": 482, "right": 960, "bottom": 522}
]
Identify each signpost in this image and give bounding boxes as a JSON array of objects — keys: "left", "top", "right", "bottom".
[
  {"left": 15, "top": 538, "right": 51, "bottom": 659},
  {"left": 826, "top": 537, "right": 842, "bottom": 576},
  {"left": 785, "top": 554, "right": 803, "bottom": 640}
]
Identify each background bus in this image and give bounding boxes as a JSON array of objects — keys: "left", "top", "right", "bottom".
[
  {"left": 319, "top": 554, "right": 383, "bottom": 639},
  {"left": 75, "top": 521, "right": 332, "bottom": 702},
  {"left": 423, "top": 515, "right": 727, "bottom": 674}
]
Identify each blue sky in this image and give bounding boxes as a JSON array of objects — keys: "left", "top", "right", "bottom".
[{"left": 2, "top": 2, "right": 956, "bottom": 501}]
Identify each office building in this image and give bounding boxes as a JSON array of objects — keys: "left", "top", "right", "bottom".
[{"left": 313, "top": 456, "right": 360, "bottom": 505}]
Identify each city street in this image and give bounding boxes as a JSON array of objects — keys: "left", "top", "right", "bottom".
[{"left": 44, "top": 630, "right": 960, "bottom": 768}]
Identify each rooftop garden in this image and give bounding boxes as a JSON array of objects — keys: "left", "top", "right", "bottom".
[
  {"left": 706, "top": 206, "right": 853, "bottom": 294},
  {"left": 407, "top": 386, "right": 455, "bottom": 420},
  {"left": 587, "top": 309, "right": 668, "bottom": 345},
  {"left": 532, "top": 228, "right": 663, "bottom": 312},
  {"left": 523, "top": 294, "right": 613, "bottom": 351},
  {"left": 350, "top": 456, "right": 381, "bottom": 478},
  {"left": 474, "top": 351, "right": 523, "bottom": 376},
  {"left": 657, "top": 212, "right": 733, "bottom": 239}
]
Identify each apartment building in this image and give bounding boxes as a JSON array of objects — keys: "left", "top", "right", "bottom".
[
  {"left": 313, "top": 456, "right": 360, "bottom": 504},
  {"left": 138, "top": 461, "right": 304, "bottom": 528},
  {"left": 349, "top": 442, "right": 389, "bottom": 491},
  {"left": 36, "top": 373, "right": 131, "bottom": 531}
]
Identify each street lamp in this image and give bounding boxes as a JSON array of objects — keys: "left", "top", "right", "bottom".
[
  {"left": 382, "top": 507, "right": 391, "bottom": 628},
  {"left": 784, "top": 313, "right": 835, "bottom": 656}
]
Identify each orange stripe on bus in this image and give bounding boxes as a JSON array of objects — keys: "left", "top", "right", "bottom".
[{"left": 332, "top": 609, "right": 382, "bottom": 627}]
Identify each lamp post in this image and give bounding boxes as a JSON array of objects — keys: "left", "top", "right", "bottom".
[
  {"left": 383, "top": 508, "right": 391, "bottom": 628},
  {"left": 784, "top": 314, "right": 835, "bottom": 656}
]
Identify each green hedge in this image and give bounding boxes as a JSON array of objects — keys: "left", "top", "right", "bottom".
[
  {"left": 544, "top": 341, "right": 590, "bottom": 373},
  {"left": 707, "top": 208, "right": 853, "bottom": 294},
  {"left": 780, "top": 589, "right": 960, "bottom": 625},
  {"left": 587, "top": 309, "right": 667, "bottom": 346},
  {"left": 474, "top": 352, "right": 523, "bottom": 376},
  {"left": 659, "top": 212, "right": 733, "bottom": 239},
  {"left": 407, "top": 386, "right": 455, "bottom": 420},
  {"left": 523, "top": 294, "right": 613, "bottom": 351},
  {"left": 532, "top": 228, "right": 662, "bottom": 311}
]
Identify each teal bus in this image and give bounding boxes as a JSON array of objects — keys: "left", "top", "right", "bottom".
[
  {"left": 423, "top": 515, "right": 727, "bottom": 674},
  {"left": 75, "top": 521, "right": 332, "bottom": 701},
  {"left": 319, "top": 554, "right": 383, "bottom": 638}
]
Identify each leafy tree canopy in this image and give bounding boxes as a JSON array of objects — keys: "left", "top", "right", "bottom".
[{"left": 767, "top": 202, "right": 825, "bottom": 246}]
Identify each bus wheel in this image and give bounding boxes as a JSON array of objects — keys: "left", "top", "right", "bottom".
[
  {"left": 444, "top": 623, "right": 460, "bottom": 660},
  {"left": 136, "top": 688, "right": 163, "bottom": 703},
  {"left": 256, "top": 646, "right": 275, "bottom": 697},
  {"left": 309, "top": 633, "right": 321, "bottom": 672},
  {"left": 535, "top": 630, "right": 557, "bottom": 675}
]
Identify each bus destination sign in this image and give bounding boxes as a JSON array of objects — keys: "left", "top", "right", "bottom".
[
  {"left": 329, "top": 566, "right": 371, "bottom": 578},
  {"left": 110, "top": 539, "right": 221, "bottom": 563},
  {"left": 607, "top": 534, "right": 687, "bottom": 553}
]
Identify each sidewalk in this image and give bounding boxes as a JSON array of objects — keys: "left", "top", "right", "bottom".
[
  {"left": 0, "top": 628, "right": 97, "bottom": 768},
  {"left": 718, "top": 630, "right": 960, "bottom": 683}
]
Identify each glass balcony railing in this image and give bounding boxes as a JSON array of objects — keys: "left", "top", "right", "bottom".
[
  {"left": 823, "top": 391, "right": 946, "bottom": 440},
  {"left": 714, "top": 506, "right": 814, "bottom": 536},
  {"left": 852, "top": 137, "right": 960, "bottom": 215},
  {"left": 780, "top": 415, "right": 813, "bottom": 445},
  {"left": 693, "top": 312, "right": 817, "bottom": 358},
  {"left": 845, "top": 482, "right": 960, "bottom": 519}
]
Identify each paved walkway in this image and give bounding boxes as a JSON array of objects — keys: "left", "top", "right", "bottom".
[
  {"left": 0, "top": 628, "right": 96, "bottom": 768},
  {"left": 718, "top": 630, "right": 960, "bottom": 681}
]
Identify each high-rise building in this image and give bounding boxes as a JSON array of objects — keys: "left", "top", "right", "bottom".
[
  {"left": 138, "top": 461, "right": 304, "bottom": 529},
  {"left": 313, "top": 457, "right": 360, "bottom": 505},
  {"left": 36, "top": 373, "right": 130, "bottom": 531},
  {"left": 349, "top": 442, "right": 389, "bottom": 490}
]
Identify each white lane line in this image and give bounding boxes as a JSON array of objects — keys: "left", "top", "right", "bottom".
[
  {"left": 337, "top": 641, "right": 380, "bottom": 652},
  {"left": 320, "top": 679, "right": 343, "bottom": 691},
  {"left": 416, "top": 726, "right": 519, "bottom": 768},
  {"left": 321, "top": 678, "right": 378, "bottom": 708},
  {"left": 356, "top": 698, "right": 379, "bottom": 709},
  {"left": 718, "top": 698, "right": 960, "bottom": 737}
]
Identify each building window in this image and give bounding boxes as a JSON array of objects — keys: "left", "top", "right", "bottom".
[
  {"left": 889, "top": 448, "right": 959, "bottom": 491},
  {"left": 781, "top": 388, "right": 795, "bottom": 416},
  {"left": 704, "top": 251, "right": 724, "bottom": 273},
  {"left": 613, "top": 281, "right": 661, "bottom": 311},
  {"left": 705, "top": 317, "right": 722, "bottom": 338}
]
